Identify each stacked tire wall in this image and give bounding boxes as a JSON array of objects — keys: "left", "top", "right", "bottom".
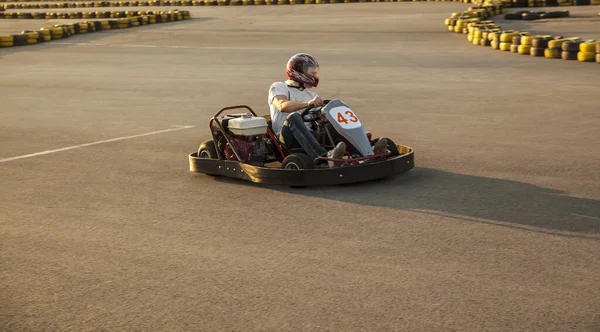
[
  {"left": 445, "top": 0, "right": 600, "bottom": 64},
  {"left": 0, "top": 10, "right": 191, "bottom": 48}
]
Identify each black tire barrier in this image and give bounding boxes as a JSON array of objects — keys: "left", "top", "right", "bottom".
[
  {"left": 532, "top": 37, "right": 551, "bottom": 48},
  {"left": 562, "top": 39, "right": 583, "bottom": 52},
  {"left": 504, "top": 11, "right": 525, "bottom": 19},
  {"left": 12, "top": 33, "right": 27, "bottom": 46},
  {"left": 561, "top": 51, "right": 577, "bottom": 60},
  {"left": 522, "top": 11, "right": 544, "bottom": 20},
  {"left": 530, "top": 47, "right": 545, "bottom": 56},
  {"left": 503, "top": 10, "right": 568, "bottom": 20},
  {"left": 513, "top": 0, "right": 528, "bottom": 6},
  {"left": 0, "top": 10, "right": 191, "bottom": 48},
  {"left": 540, "top": 10, "right": 569, "bottom": 18}
]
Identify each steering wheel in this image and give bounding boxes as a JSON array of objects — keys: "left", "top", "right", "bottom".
[{"left": 301, "top": 99, "right": 331, "bottom": 122}]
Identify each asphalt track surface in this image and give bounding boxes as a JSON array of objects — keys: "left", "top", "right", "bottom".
[{"left": 1, "top": 3, "right": 600, "bottom": 331}]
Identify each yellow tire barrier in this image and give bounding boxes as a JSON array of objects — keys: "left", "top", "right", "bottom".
[
  {"left": 499, "top": 41, "right": 511, "bottom": 51},
  {"left": 0, "top": 34, "right": 14, "bottom": 47},
  {"left": 0, "top": 9, "right": 190, "bottom": 20},
  {"left": 0, "top": 0, "right": 218, "bottom": 8},
  {"left": 517, "top": 44, "right": 531, "bottom": 54},
  {"left": 544, "top": 48, "right": 561, "bottom": 58},
  {"left": 0, "top": 10, "right": 191, "bottom": 48},
  {"left": 577, "top": 51, "right": 595, "bottom": 62},
  {"left": 579, "top": 40, "right": 596, "bottom": 53},
  {"left": 445, "top": 0, "right": 598, "bottom": 65},
  {"left": 500, "top": 31, "right": 517, "bottom": 43},
  {"left": 520, "top": 35, "right": 550, "bottom": 46}
]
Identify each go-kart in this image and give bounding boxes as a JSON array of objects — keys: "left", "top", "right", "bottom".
[{"left": 188, "top": 99, "right": 414, "bottom": 187}]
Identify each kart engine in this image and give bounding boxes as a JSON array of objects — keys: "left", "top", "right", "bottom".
[
  {"left": 216, "top": 114, "right": 270, "bottom": 166},
  {"left": 223, "top": 137, "right": 267, "bottom": 166}
]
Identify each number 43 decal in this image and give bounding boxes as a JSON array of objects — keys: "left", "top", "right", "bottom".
[{"left": 337, "top": 111, "right": 358, "bottom": 124}]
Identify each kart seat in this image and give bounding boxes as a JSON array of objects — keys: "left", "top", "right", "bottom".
[
  {"left": 262, "top": 114, "right": 273, "bottom": 131},
  {"left": 262, "top": 114, "right": 299, "bottom": 155}
]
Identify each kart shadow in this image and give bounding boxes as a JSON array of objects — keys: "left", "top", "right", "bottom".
[{"left": 212, "top": 167, "right": 600, "bottom": 238}]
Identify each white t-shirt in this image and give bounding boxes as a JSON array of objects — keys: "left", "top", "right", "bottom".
[{"left": 268, "top": 81, "right": 317, "bottom": 137}]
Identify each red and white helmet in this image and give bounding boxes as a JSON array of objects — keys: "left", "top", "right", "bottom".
[{"left": 286, "top": 53, "right": 320, "bottom": 88}]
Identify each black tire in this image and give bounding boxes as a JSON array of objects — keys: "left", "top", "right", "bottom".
[
  {"left": 540, "top": 11, "right": 561, "bottom": 19},
  {"left": 561, "top": 51, "right": 578, "bottom": 60},
  {"left": 522, "top": 12, "right": 542, "bottom": 20},
  {"left": 532, "top": 37, "right": 551, "bottom": 49},
  {"left": 492, "top": 32, "right": 502, "bottom": 43},
  {"left": 197, "top": 140, "right": 219, "bottom": 159},
  {"left": 562, "top": 40, "right": 582, "bottom": 52},
  {"left": 480, "top": 31, "right": 490, "bottom": 39},
  {"left": 530, "top": 47, "right": 545, "bottom": 57},
  {"left": 514, "top": 0, "right": 528, "bottom": 6},
  {"left": 371, "top": 137, "right": 400, "bottom": 157},
  {"left": 512, "top": 36, "right": 521, "bottom": 45},
  {"left": 282, "top": 153, "right": 315, "bottom": 170},
  {"left": 504, "top": 13, "right": 522, "bottom": 20},
  {"left": 12, "top": 34, "right": 28, "bottom": 46}
]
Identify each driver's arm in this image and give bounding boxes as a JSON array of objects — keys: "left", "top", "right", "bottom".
[{"left": 271, "top": 95, "right": 313, "bottom": 113}]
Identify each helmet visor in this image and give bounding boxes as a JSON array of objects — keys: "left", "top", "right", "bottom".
[{"left": 305, "top": 65, "right": 320, "bottom": 80}]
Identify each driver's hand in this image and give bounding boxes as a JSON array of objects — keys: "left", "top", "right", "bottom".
[{"left": 309, "top": 95, "right": 324, "bottom": 107}]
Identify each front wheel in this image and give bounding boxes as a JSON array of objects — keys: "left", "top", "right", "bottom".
[
  {"left": 282, "top": 153, "right": 315, "bottom": 170},
  {"left": 198, "top": 140, "right": 219, "bottom": 159},
  {"left": 371, "top": 137, "right": 400, "bottom": 157}
]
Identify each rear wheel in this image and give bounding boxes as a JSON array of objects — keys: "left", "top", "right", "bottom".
[
  {"left": 198, "top": 140, "right": 218, "bottom": 159},
  {"left": 282, "top": 153, "right": 315, "bottom": 170}
]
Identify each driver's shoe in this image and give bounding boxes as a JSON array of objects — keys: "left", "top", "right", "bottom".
[
  {"left": 327, "top": 142, "right": 347, "bottom": 167},
  {"left": 373, "top": 138, "right": 388, "bottom": 155}
]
